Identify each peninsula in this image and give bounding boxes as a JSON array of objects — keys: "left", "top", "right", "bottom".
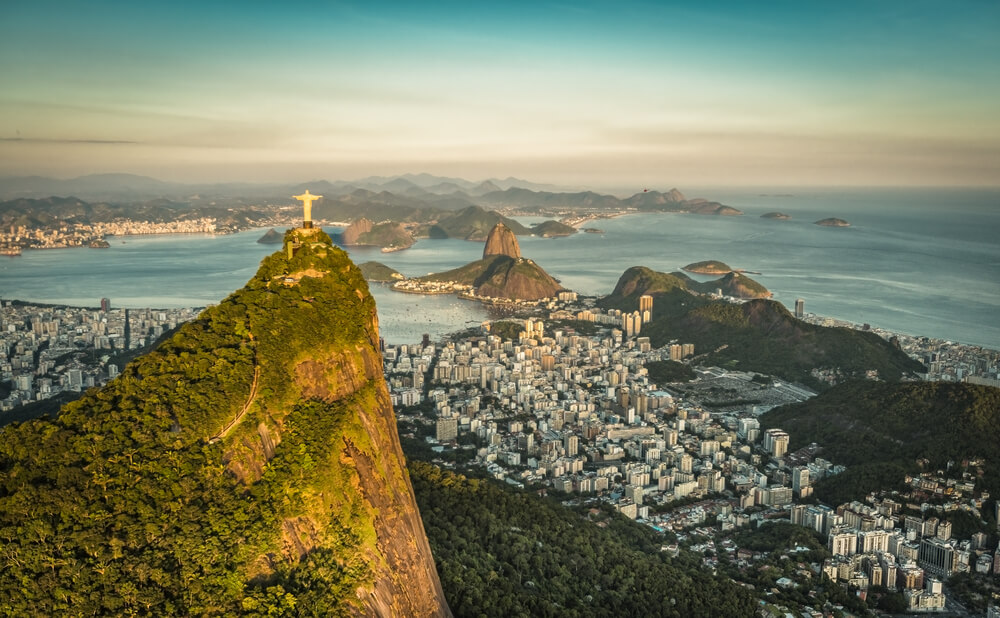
[
  {"left": 530, "top": 219, "right": 577, "bottom": 237},
  {"left": 395, "top": 223, "right": 562, "bottom": 302},
  {"left": 358, "top": 260, "right": 405, "bottom": 282}
]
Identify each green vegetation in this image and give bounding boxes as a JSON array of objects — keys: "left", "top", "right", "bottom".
[
  {"left": 419, "top": 254, "right": 562, "bottom": 301},
  {"left": 683, "top": 260, "right": 732, "bottom": 274},
  {"left": 598, "top": 266, "right": 695, "bottom": 310},
  {"left": 530, "top": 220, "right": 577, "bottom": 237},
  {"left": 358, "top": 260, "right": 404, "bottom": 282},
  {"left": 599, "top": 265, "right": 771, "bottom": 308},
  {"left": 645, "top": 359, "right": 697, "bottom": 384},
  {"left": 948, "top": 571, "right": 1000, "bottom": 614},
  {"left": 690, "top": 272, "right": 771, "bottom": 298},
  {"left": 719, "top": 523, "right": 870, "bottom": 614},
  {"left": 761, "top": 380, "right": 1000, "bottom": 504},
  {"left": 418, "top": 254, "right": 505, "bottom": 284},
  {"left": 423, "top": 206, "right": 530, "bottom": 240},
  {"left": 315, "top": 190, "right": 449, "bottom": 224},
  {"left": 628, "top": 286, "right": 923, "bottom": 390},
  {"left": 488, "top": 320, "right": 524, "bottom": 341},
  {"left": 0, "top": 228, "right": 415, "bottom": 615},
  {"left": 731, "top": 522, "right": 829, "bottom": 562},
  {"left": 410, "top": 462, "right": 757, "bottom": 617},
  {"left": 356, "top": 221, "right": 414, "bottom": 249},
  {"left": 475, "top": 257, "right": 562, "bottom": 300}
]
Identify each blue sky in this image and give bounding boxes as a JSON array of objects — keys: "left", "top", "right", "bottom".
[{"left": 1, "top": 1, "right": 998, "bottom": 187}]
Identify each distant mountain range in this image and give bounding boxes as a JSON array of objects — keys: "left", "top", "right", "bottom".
[
  {"left": 0, "top": 173, "right": 741, "bottom": 220},
  {"left": 0, "top": 172, "right": 565, "bottom": 202},
  {"left": 0, "top": 195, "right": 264, "bottom": 230}
]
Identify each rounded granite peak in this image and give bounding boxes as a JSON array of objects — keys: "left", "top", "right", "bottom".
[{"left": 482, "top": 222, "right": 521, "bottom": 259}]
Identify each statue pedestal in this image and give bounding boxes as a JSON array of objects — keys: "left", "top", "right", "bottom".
[{"left": 303, "top": 221, "right": 313, "bottom": 229}]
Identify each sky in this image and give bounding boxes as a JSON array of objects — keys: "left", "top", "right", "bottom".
[{"left": 1, "top": 1, "right": 999, "bottom": 188}]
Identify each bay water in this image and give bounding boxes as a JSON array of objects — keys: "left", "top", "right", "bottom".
[{"left": 1, "top": 188, "right": 997, "bottom": 349}]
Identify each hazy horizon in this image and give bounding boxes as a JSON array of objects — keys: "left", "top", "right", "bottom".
[
  {"left": 2, "top": 1, "right": 999, "bottom": 188},
  {"left": 5, "top": 170, "right": 1000, "bottom": 200}
]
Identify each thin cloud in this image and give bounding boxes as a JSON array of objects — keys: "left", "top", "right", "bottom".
[{"left": 0, "top": 137, "right": 138, "bottom": 144}]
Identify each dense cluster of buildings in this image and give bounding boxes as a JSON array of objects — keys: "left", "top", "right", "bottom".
[
  {"left": 0, "top": 219, "right": 221, "bottom": 252},
  {"left": 813, "top": 493, "right": 999, "bottom": 612},
  {"left": 3, "top": 276, "right": 999, "bottom": 613},
  {"left": 0, "top": 301, "right": 200, "bottom": 412},
  {"left": 392, "top": 279, "right": 473, "bottom": 295},
  {"left": 383, "top": 292, "right": 999, "bottom": 613}
]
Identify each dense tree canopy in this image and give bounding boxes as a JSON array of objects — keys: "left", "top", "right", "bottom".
[
  {"left": 0, "top": 229, "right": 387, "bottom": 615},
  {"left": 410, "top": 462, "right": 757, "bottom": 617}
]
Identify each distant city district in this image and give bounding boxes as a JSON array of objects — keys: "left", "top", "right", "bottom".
[
  {"left": 382, "top": 293, "right": 1000, "bottom": 615},
  {"left": 0, "top": 301, "right": 199, "bottom": 412}
]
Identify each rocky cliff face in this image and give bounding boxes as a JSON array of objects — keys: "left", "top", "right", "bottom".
[
  {"left": 482, "top": 222, "right": 521, "bottom": 258},
  {"left": 0, "top": 228, "right": 450, "bottom": 616},
  {"left": 341, "top": 217, "right": 374, "bottom": 244}
]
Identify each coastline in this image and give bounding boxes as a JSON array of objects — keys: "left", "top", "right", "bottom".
[
  {"left": 562, "top": 211, "right": 632, "bottom": 228},
  {"left": 3, "top": 201, "right": 997, "bottom": 351}
]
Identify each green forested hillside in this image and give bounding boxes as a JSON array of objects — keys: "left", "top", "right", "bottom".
[
  {"left": 598, "top": 265, "right": 770, "bottom": 306},
  {"left": 0, "top": 229, "right": 448, "bottom": 616},
  {"left": 600, "top": 269, "right": 922, "bottom": 390},
  {"left": 358, "top": 260, "right": 404, "bottom": 281},
  {"left": 423, "top": 206, "right": 531, "bottom": 240},
  {"left": 410, "top": 462, "right": 757, "bottom": 617},
  {"left": 641, "top": 296, "right": 924, "bottom": 389},
  {"left": 530, "top": 219, "right": 577, "bottom": 236},
  {"left": 418, "top": 254, "right": 562, "bottom": 300},
  {"left": 761, "top": 381, "right": 1000, "bottom": 504}
]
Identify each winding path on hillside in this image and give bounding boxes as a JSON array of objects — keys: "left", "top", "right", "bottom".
[{"left": 210, "top": 332, "right": 260, "bottom": 443}]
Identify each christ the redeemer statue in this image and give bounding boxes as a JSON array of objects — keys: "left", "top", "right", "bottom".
[{"left": 293, "top": 190, "right": 322, "bottom": 228}]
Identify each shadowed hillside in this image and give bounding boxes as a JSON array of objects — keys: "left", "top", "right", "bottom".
[{"left": 601, "top": 267, "right": 923, "bottom": 390}]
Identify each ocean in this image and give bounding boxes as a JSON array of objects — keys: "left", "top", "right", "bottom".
[{"left": 1, "top": 188, "right": 997, "bottom": 349}]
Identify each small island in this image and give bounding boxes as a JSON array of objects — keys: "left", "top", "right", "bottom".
[
  {"left": 88, "top": 239, "right": 110, "bottom": 248},
  {"left": 256, "top": 228, "right": 283, "bottom": 244},
  {"left": 358, "top": 261, "right": 405, "bottom": 282},
  {"left": 582, "top": 227, "right": 604, "bottom": 234},
  {"left": 760, "top": 212, "right": 791, "bottom": 220},
  {"left": 815, "top": 218, "right": 850, "bottom": 227},
  {"left": 683, "top": 260, "right": 732, "bottom": 275},
  {"left": 530, "top": 220, "right": 577, "bottom": 237}
]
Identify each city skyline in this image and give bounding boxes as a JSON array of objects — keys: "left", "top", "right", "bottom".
[{"left": 2, "top": 1, "right": 999, "bottom": 188}]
